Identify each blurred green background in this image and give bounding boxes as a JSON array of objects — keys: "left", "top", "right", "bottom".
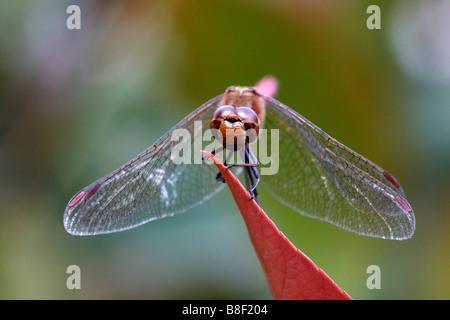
[{"left": 0, "top": 0, "right": 449, "bottom": 299}]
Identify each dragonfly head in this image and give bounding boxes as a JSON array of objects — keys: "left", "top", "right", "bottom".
[{"left": 210, "top": 105, "right": 259, "bottom": 150}]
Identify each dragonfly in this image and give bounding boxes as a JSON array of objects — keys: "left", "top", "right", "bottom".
[{"left": 64, "top": 76, "right": 415, "bottom": 240}]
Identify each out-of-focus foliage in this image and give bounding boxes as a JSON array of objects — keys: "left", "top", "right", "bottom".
[{"left": 0, "top": 0, "right": 448, "bottom": 299}]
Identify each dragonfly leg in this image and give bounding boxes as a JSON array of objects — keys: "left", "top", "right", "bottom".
[
  {"left": 215, "top": 148, "right": 234, "bottom": 183},
  {"left": 225, "top": 144, "right": 259, "bottom": 170},
  {"left": 217, "top": 144, "right": 260, "bottom": 202},
  {"left": 212, "top": 144, "right": 260, "bottom": 201},
  {"left": 216, "top": 172, "right": 226, "bottom": 183},
  {"left": 243, "top": 147, "right": 260, "bottom": 203},
  {"left": 245, "top": 166, "right": 259, "bottom": 203}
]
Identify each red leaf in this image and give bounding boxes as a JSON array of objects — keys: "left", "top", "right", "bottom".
[{"left": 201, "top": 150, "right": 352, "bottom": 300}]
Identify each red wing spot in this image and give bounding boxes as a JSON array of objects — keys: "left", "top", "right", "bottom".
[
  {"left": 395, "top": 195, "right": 412, "bottom": 213},
  {"left": 85, "top": 184, "right": 101, "bottom": 201},
  {"left": 68, "top": 190, "right": 86, "bottom": 207},
  {"left": 383, "top": 171, "right": 400, "bottom": 188}
]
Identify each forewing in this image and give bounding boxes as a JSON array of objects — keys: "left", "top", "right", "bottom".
[
  {"left": 259, "top": 96, "right": 415, "bottom": 240},
  {"left": 64, "top": 95, "right": 225, "bottom": 235}
]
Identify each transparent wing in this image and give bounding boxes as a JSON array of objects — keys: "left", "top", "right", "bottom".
[
  {"left": 64, "top": 95, "right": 226, "bottom": 235},
  {"left": 259, "top": 96, "right": 415, "bottom": 240}
]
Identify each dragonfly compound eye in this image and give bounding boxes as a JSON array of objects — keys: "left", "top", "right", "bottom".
[
  {"left": 210, "top": 105, "right": 260, "bottom": 150},
  {"left": 236, "top": 107, "right": 259, "bottom": 143}
]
